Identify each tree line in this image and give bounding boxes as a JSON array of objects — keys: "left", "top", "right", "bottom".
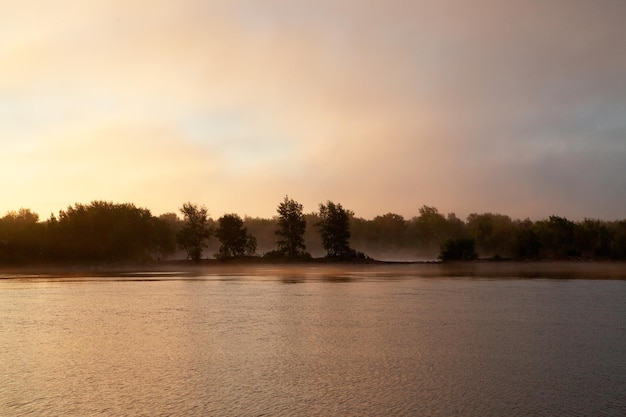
[{"left": 0, "top": 198, "right": 625, "bottom": 265}]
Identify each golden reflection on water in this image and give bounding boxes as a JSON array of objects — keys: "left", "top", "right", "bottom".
[{"left": 1, "top": 264, "right": 625, "bottom": 416}]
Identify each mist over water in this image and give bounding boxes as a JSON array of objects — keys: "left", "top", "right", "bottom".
[{"left": 1, "top": 264, "right": 625, "bottom": 416}]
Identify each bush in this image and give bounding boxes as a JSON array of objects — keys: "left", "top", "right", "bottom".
[
  {"left": 263, "top": 250, "right": 312, "bottom": 261},
  {"left": 439, "top": 238, "right": 478, "bottom": 261}
]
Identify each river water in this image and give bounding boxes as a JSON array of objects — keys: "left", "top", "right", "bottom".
[{"left": 1, "top": 263, "right": 625, "bottom": 416}]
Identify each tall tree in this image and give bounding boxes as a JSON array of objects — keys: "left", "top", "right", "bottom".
[
  {"left": 466, "top": 212, "right": 516, "bottom": 257},
  {"left": 514, "top": 219, "right": 541, "bottom": 259},
  {"left": 536, "top": 215, "right": 578, "bottom": 258},
  {"left": 575, "top": 218, "right": 612, "bottom": 258},
  {"left": 47, "top": 201, "right": 174, "bottom": 263},
  {"left": 408, "top": 205, "right": 449, "bottom": 254},
  {"left": 0, "top": 208, "right": 44, "bottom": 263},
  {"left": 275, "top": 196, "right": 308, "bottom": 258},
  {"left": 317, "top": 201, "right": 353, "bottom": 258},
  {"left": 371, "top": 213, "right": 407, "bottom": 248},
  {"left": 216, "top": 214, "right": 256, "bottom": 259},
  {"left": 610, "top": 220, "right": 626, "bottom": 259},
  {"left": 177, "top": 202, "right": 212, "bottom": 261}
]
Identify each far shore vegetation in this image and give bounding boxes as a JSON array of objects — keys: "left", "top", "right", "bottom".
[{"left": 1, "top": 197, "right": 625, "bottom": 266}]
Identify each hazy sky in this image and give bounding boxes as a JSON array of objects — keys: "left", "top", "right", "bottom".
[{"left": 2, "top": 0, "right": 625, "bottom": 221}]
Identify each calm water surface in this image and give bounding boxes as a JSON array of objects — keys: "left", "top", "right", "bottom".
[{"left": 1, "top": 264, "right": 625, "bottom": 416}]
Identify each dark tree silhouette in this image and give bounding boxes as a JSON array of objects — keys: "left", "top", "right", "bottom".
[
  {"left": 371, "top": 213, "right": 407, "bottom": 247},
  {"left": 575, "top": 218, "right": 612, "bottom": 258},
  {"left": 514, "top": 219, "right": 541, "bottom": 259},
  {"left": 0, "top": 208, "right": 44, "bottom": 263},
  {"left": 408, "top": 205, "right": 449, "bottom": 254},
  {"left": 610, "top": 220, "right": 626, "bottom": 259},
  {"left": 150, "top": 216, "right": 177, "bottom": 260},
  {"left": 216, "top": 213, "right": 257, "bottom": 259},
  {"left": 178, "top": 202, "right": 212, "bottom": 261},
  {"left": 439, "top": 238, "right": 477, "bottom": 261},
  {"left": 317, "top": 201, "right": 353, "bottom": 258},
  {"left": 2, "top": 199, "right": 626, "bottom": 264},
  {"left": 275, "top": 196, "right": 308, "bottom": 258},
  {"left": 466, "top": 212, "right": 516, "bottom": 257},
  {"left": 44, "top": 201, "right": 175, "bottom": 263},
  {"left": 536, "top": 215, "right": 579, "bottom": 258}
]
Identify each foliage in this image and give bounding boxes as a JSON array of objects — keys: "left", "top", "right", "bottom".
[
  {"left": 275, "top": 196, "right": 308, "bottom": 258},
  {"left": 0, "top": 201, "right": 178, "bottom": 264},
  {"left": 439, "top": 238, "right": 478, "bottom": 261},
  {"left": 1, "top": 199, "right": 626, "bottom": 264},
  {"left": 156, "top": 213, "right": 182, "bottom": 258},
  {"left": 177, "top": 202, "right": 212, "bottom": 261},
  {"left": 262, "top": 249, "right": 312, "bottom": 261},
  {"left": 575, "top": 218, "right": 612, "bottom": 258},
  {"left": 535, "top": 215, "right": 579, "bottom": 258},
  {"left": 215, "top": 214, "right": 257, "bottom": 259},
  {"left": 317, "top": 201, "right": 355, "bottom": 259},
  {"left": 609, "top": 220, "right": 626, "bottom": 259},
  {"left": 370, "top": 213, "right": 408, "bottom": 247},
  {"left": 54, "top": 201, "right": 173, "bottom": 262},
  {"left": 466, "top": 212, "right": 516, "bottom": 257},
  {"left": 513, "top": 219, "right": 541, "bottom": 259},
  {"left": 408, "top": 206, "right": 453, "bottom": 254},
  {"left": 0, "top": 209, "right": 44, "bottom": 263}
]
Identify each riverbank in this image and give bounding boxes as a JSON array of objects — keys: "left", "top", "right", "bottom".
[{"left": 1, "top": 259, "right": 625, "bottom": 280}]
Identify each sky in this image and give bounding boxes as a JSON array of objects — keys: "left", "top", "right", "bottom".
[{"left": 2, "top": 0, "right": 625, "bottom": 221}]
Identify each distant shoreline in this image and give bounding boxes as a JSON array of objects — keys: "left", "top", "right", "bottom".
[{"left": 1, "top": 258, "right": 625, "bottom": 280}]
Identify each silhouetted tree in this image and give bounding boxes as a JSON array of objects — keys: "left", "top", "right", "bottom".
[
  {"left": 439, "top": 238, "right": 477, "bottom": 261},
  {"left": 50, "top": 201, "right": 171, "bottom": 262},
  {"left": 514, "top": 219, "right": 541, "bottom": 259},
  {"left": 371, "top": 213, "right": 408, "bottom": 248},
  {"left": 0, "top": 208, "right": 45, "bottom": 263},
  {"left": 536, "top": 215, "right": 579, "bottom": 258},
  {"left": 4, "top": 199, "right": 626, "bottom": 263},
  {"left": 178, "top": 203, "right": 212, "bottom": 261},
  {"left": 466, "top": 212, "right": 516, "bottom": 258},
  {"left": 317, "top": 201, "right": 354, "bottom": 258},
  {"left": 159, "top": 213, "right": 182, "bottom": 232},
  {"left": 150, "top": 215, "right": 177, "bottom": 260},
  {"left": 445, "top": 213, "right": 467, "bottom": 240},
  {"left": 609, "top": 220, "right": 626, "bottom": 259},
  {"left": 575, "top": 218, "right": 612, "bottom": 258},
  {"left": 408, "top": 205, "right": 449, "bottom": 255},
  {"left": 275, "top": 196, "right": 308, "bottom": 258},
  {"left": 215, "top": 214, "right": 256, "bottom": 259}
]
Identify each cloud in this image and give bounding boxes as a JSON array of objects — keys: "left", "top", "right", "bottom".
[
  {"left": 1, "top": 0, "right": 625, "bottom": 220},
  {"left": 1, "top": 121, "right": 221, "bottom": 216}
]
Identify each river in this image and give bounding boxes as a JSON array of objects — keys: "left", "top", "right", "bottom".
[{"left": 1, "top": 263, "right": 625, "bottom": 416}]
